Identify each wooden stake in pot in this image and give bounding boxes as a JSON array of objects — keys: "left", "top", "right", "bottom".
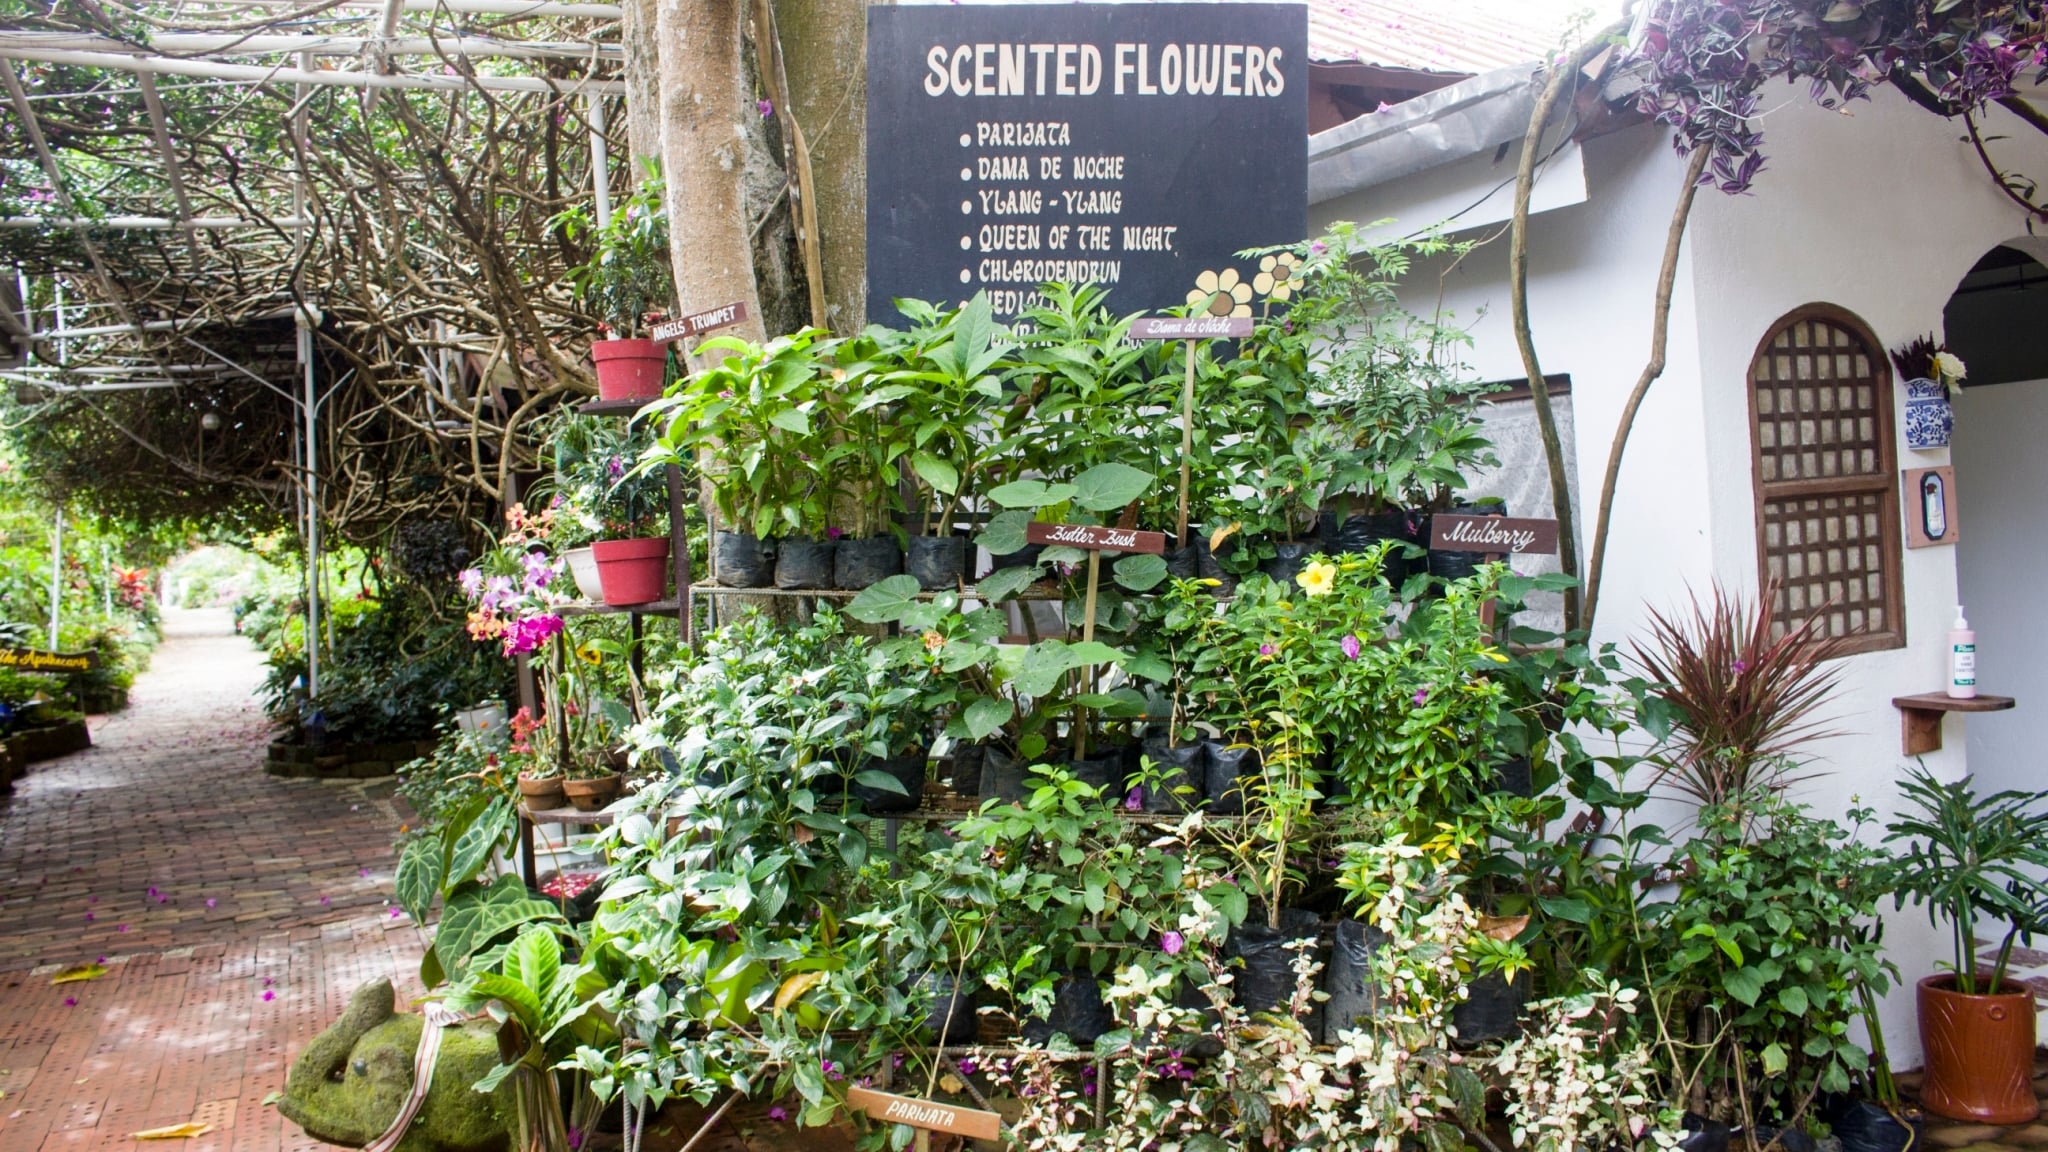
[{"left": 1131, "top": 315, "right": 1251, "bottom": 547}]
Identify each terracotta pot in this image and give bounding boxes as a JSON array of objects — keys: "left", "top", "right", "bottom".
[
  {"left": 1916, "top": 972, "right": 2040, "bottom": 1124},
  {"left": 589, "top": 338, "right": 668, "bottom": 402},
  {"left": 562, "top": 773, "right": 623, "bottom": 812},
  {"left": 592, "top": 537, "right": 670, "bottom": 606},
  {"left": 517, "top": 772, "right": 566, "bottom": 811}
]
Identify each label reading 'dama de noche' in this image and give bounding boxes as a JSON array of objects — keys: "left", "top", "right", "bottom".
[{"left": 866, "top": 3, "right": 1307, "bottom": 325}]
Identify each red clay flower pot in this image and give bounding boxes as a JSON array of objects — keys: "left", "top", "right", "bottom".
[
  {"left": 1917, "top": 973, "right": 2041, "bottom": 1124},
  {"left": 590, "top": 338, "right": 669, "bottom": 402},
  {"left": 592, "top": 537, "right": 671, "bottom": 606}
]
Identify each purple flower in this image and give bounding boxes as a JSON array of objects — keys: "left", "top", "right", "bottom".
[
  {"left": 822, "top": 1059, "right": 843, "bottom": 1082},
  {"left": 1310, "top": 240, "right": 1327, "bottom": 254},
  {"left": 1259, "top": 643, "right": 1275, "bottom": 656},
  {"left": 1124, "top": 786, "right": 1143, "bottom": 811},
  {"left": 1339, "top": 634, "right": 1361, "bottom": 661},
  {"left": 262, "top": 990, "right": 275, "bottom": 1002},
  {"left": 757, "top": 98, "right": 774, "bottom": 117},
  {"left": 205, "top": 898, "right": 216, "bottom": 909},
  {"left": 459, "top": 568, "right": 484, "bottom": 597},
  {"left": 84, "top": 912, "right": 93, "bottom": 922},
  {"left": 390, "top": 908, "right": 403, "bottom": 919},
  {"left": 116, "top": 924, "right": 128, "bottom": 933},
  {"left": 606, "top": 455, "right": 625, "bottom": 480},
  {"left": 1160, "top": 931, "right": 1185, "bottom": 955},
  {"left": 63, "top": 996, "right": 77, "bottom": 1007},
  {"left": 568, "top": 1129, "right": 583, "bottom": 1150},
  {"left": 481, "top": 574, "right": 515, "bottom": 610},
  {"left": 522, "top": 550, "right": 557, "bottom": 591},
  {"left": 956, "top": 1058, "right": 978, "bottom": 1076},
  {"left": 826, "top": 526, "right": 843, "bottom": 540},
  {"left": 767, "top": 1106, "right": 788, "bottom": 1123},
  {"left": 1412, "top": 688, "right": 1429, "bottom": 707},
  {"left": 1731, "top": 659, "right": 1749, "bottom": 675}
]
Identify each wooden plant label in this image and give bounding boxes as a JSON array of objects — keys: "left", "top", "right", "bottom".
[
  {"left": 1428, "top": 515, "right": 1559, "bottom": 556},
  {"left": 1131, "top": 316, "right": 1254, "bottom": 340},
  {"left": 846, "top": 1086, "right": 1002, "bottom": 1141},
  {"left": 1025, "top": 522, "right": 1168, "bottom": 555},
  {"left": 0, "top": 645, "right": 100, "bottom": 673},
  {"left": 650, "top": 300, "right": 749, "bottom": 344}
]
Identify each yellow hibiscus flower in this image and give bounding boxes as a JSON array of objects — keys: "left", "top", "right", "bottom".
[
  {"left": 1185, "top": 268, "right": 1252, "bottom": 319},
  {"left": 1296, "top": 560, "right": 1337, "bottom": 597}
]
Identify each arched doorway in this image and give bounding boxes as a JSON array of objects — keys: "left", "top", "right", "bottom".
[{"left": 1946, "top": 243, "right": 2048, "bottom": 792}]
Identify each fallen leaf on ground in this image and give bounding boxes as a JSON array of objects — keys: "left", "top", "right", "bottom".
[
  {"left": 133, "top": 1123, "right": 213, "bottom": 1140},
  {"left": 50, "top": 963, "right": 106, "bottom": 985},
  {"left": 260, "top": 1092, "right": 282, "bottom": 1107}
]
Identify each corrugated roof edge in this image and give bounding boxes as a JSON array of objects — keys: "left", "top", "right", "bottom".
[{"left": 1307, "top": 62, "right": 1537, "bottom": 204}]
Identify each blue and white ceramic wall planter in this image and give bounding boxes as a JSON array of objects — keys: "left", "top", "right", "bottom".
[{"left": 1903, "top": 377, "right": 1953, "bottom": 451}]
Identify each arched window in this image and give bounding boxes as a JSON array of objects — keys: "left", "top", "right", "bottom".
[{"left": 1748, "top": 305, "right": 1904, "bottom": 654}]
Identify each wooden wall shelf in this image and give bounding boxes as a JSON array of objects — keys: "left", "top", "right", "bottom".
[{"left": 1890, "top": 692, "right": 2016, "bottom": 755}]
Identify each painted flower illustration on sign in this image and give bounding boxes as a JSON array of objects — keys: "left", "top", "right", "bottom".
[
  {"left": 1186, "top": 268, "right": 1252, "bottom": 318},
  {"left": 1253, "top": 253, "right": 1304, "bottom": 301}
]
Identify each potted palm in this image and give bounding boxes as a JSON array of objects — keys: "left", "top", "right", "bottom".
[
  {"left": 1886, "top": 767, "right": 2048, "bottom": 1124},
  {"left": 557, "top": 182, "right": 673, "bottom": 402}
]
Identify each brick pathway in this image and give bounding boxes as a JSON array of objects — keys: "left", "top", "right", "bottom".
[{"left": 0, "top": 610, "right": 427, "bottom": 1152}]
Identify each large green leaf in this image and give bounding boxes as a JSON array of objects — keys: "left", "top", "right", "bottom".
[
  {"left": 396, "top": 836, "right": 445, "bottom": 922},
  {"left": 499, "top": 925, "right": 561, "bottom": 1007},
  {"left": 1722, "top": 964, "right": 1767, "bottom": 1007},
  {"left": 446, "top": 798, "right": 514, "bottom": 892},
  {"left": 1070, "top": 463, "right": 1155, "bottom": 512},
  {"left": 768, "top": 408, "right": 811, "bottom": 435},
  {"left": 1112, "top": 554, "right": 1168, "bottom": 592},
  {"left": 845, "top": 574, "right": 922, "bottom": 624},
  {"left": 910, "top": 451, "right": 959, "bottom": 496},
  {"left": 432, "top": 875, "right": 564, "bottom": 980},
  {"left": 976, "top": 565, "right": 1039, "bottom": 604},
  {"left": 974, "top": 510, "right": 1030, "bottom": 555},
  {"left": 959, "top": 695, "right": 1012, "bottom": 741},
  {"left": 452, "top": 971, "right": 546, "bottom": 1039},
  {"left": 988, "top": 479, "right": 1076, "bottom": 510}
]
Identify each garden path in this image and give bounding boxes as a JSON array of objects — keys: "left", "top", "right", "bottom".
[{"left": 0, "top": 609, "right": 427, "bottom": 1152}]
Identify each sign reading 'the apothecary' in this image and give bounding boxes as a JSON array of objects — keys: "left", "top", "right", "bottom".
[{"left": 866, "top": 3, "right": 1308, "bottom": 326}]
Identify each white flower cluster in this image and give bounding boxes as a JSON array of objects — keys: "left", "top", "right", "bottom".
[{"left": 1494, "top": 982, "right": 1682, "bottom": 1152}]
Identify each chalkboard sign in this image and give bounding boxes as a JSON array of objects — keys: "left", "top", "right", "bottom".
[{"left": 866, "top": 3, "right": 1308, "bottom": 325}]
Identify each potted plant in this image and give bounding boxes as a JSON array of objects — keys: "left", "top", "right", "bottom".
[
  {"left": 556, "top": 181, "right": 674, "bottom": 402},
  {"left": 651, "top": 328, "right": 832, "bottom": 589},
  {"left": 508, "top": 706, "right": 566, "bottom": 811},
  {"left": 822, "top": 346, "right": 910, "bottom": 590},
  {"left": 562, "top": 418, "right": 671, "bottom": 607},
  {"left": 1890, "top": 335, "right": 1966, "bottom": 451},
  {"left": 1885, "top": 767, "right": 2048, "bottom": 1124},
  {"left": 892, "top": 295, "right": 1010, "bottom": 591}
]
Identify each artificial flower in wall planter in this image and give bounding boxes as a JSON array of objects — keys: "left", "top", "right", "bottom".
[{"left": 1891, "top": 335, "right": 1967, "bottom": 451}]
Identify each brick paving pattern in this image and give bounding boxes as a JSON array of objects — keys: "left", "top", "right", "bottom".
[{"left": 0, "top": 610, "right": 427, "bottom": 1152}]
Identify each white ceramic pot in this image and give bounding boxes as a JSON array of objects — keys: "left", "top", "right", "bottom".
[
  {"left": 563, "top": 545, "right": 605, "bottom": 601},
  {"left": 456, "top": 701, "right": 507, "bottom": 735}
]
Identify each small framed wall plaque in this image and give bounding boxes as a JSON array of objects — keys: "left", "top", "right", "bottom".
[{"left": 1902, "top": 466, "right": 1959, "bottom": 549}]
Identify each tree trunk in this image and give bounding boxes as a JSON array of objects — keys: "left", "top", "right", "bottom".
[
  {"left": 620, "top": 0, "right": 664, "bottom": 186},
  {"left": 774, "top": 0, "right": 869, "bottom": 333},
  {"left": 654, "top": 0, "right": 767, "bottom": 343}
]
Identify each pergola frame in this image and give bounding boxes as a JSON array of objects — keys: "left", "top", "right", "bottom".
[{"left": 3, "top": 0, "right": 624, "bottom": 695}]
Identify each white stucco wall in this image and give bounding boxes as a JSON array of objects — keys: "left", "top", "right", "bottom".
[{"left": 1317, "top": 81, "right": 2048, "bottom": 1065}]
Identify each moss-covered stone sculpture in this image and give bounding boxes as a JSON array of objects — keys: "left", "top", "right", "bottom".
[{"left": 279, "top": 978, "right": 515, "bottom": 1152}]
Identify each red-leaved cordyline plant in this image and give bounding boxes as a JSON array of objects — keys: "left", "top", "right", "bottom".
[{"left": 1631, "top": 583, "right": 1845, "bottom": 808}]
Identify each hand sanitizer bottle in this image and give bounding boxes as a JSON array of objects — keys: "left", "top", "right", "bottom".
[{"left": 1948, "top": 605, "right": 1977, "bottom": 700}]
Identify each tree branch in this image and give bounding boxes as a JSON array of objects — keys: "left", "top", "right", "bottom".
[
  {"left": 1581, "top": 142, "right": 1713, "bottom": 633},
  {"left": 1509, "top": 21, "right": 1624, "bottom": 634}
]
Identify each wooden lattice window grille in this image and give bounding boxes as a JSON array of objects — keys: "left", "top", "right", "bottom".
[{"left": 1749, "top": 305, "right": 1904, "bottom": 656}]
